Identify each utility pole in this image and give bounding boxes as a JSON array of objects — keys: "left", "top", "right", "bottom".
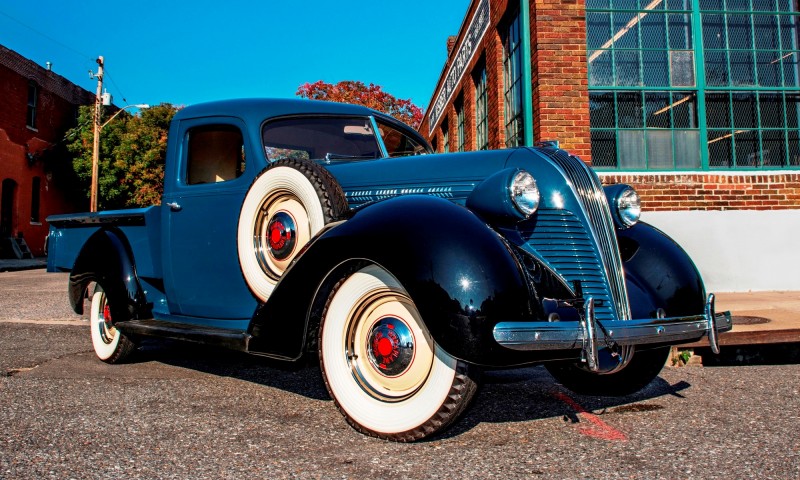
[{"left": 90, "top": 56, "right": 104, "bottom": 213}]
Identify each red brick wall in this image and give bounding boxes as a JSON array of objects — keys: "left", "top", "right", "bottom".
[
  {"left": 600, "top": 173, "right": 800, "bottom": 211},
  {"left": 530, "top": 0, "right": 591, "bottom": 159},
  {"left": 0, "top": 47, "right": 94, "bottom": 255},
  {"left": 419, "top": 1, "right": 800, "bottom": 212},
  {"left": 420, "top": 0, "right": 591, "bottom": 158}
]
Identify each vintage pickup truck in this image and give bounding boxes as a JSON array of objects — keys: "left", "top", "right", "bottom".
[{"left": 48, "top": 98, "right": 731, "bottom": 441}]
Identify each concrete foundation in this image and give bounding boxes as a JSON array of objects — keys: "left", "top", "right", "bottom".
[{"left": 642, "top": 210, "right": 800, "bottom": 292}]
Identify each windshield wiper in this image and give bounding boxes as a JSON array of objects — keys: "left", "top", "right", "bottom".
[{"left": 323, "top": 152, "right": 376, "bottom": 163}]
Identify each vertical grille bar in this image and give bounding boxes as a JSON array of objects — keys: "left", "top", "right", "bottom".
[{"left": 542, "top": 150, "right": 631, "bottom": 320}]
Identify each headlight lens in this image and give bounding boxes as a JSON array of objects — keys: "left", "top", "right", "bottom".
[
  {"left": 616, "top": 187, "right": 641, "bottom": 228},
  {"left": 510, "top": 170, "right": 540, "bottom": 217}
]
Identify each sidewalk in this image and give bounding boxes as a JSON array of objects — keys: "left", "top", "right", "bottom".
[
  {"left": 680, "top": 291, "right": 800, "bottom": 348},
  {"left": 2, "top": 258, "right": 798, "bottom": 347},
  {"left": 0, "top": 257, "right": 47, "bottom": 272}
]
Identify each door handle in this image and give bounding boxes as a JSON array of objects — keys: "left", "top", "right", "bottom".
[{"left": 166, "top": 202, "right": 182, "bottom": 212}]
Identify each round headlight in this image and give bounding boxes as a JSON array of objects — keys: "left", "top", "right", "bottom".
[
  {"left": 616, "top": 187, "right": 641, "bottom": 228},
  {"left": 510, "top": 170, "right": 540, "bottom": 217}
]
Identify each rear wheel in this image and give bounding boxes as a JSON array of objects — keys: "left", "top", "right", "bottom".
[
  {"left": 89, "top": 284, "right": 136, "bottom": 364},
  {"left": 545, "top": 346, "right": 671, "bottom": 396},
  {"left": 319, "top": 265, "right": 479, "bottom": 441}
]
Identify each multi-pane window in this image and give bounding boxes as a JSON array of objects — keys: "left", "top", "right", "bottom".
[
  {"left": 588, "top": 0, "right": 800, "bottom": 169},
  {"left": 701, "top": 0, "right": 800, "bottom": 167},
  {"left": 503, "top": 12, "right": 524, "bottom": 148},
  {"left": 475, "top": 65, "right": 489, "bottom": 150},
  {"left": 456, "top": 96, "right": 466, "bottom": 152},
  {"left": 27, "top": 81, "right": 38, "bottom": 129},
  {"left": 443, "top": 123, "right": 450, "bottom": 153}
]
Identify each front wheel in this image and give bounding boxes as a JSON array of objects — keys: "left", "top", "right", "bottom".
[
  {"left": 319, "top": 265, "right": 479, "bottom": 442},
  {"left": 545, "top": 346, "right": 671, "bottom": 396},
  {"left": 89, "top": 285, "right": 136, "bottom": 364}
]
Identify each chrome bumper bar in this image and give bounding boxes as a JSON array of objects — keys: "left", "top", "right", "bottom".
[{"left": 494, "top": 294, "right": 732, "bottom": 371}]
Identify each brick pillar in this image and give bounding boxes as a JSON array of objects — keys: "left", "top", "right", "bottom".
[{"left": 530, "top": 0, "right": 591, "bottom": 161}]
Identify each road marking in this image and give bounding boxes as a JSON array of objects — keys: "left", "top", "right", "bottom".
[
  {"left": 552, "top": 390, "right": 628, "bottom": 441},
  {"left": 0, "top": 319, "right": 85, "bottom": 326}
]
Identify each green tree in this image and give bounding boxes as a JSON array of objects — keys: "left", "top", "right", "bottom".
[{"left": 67, "top": 103, "right": 178, "bottom": 210}]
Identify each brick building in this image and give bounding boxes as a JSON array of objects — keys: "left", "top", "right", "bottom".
[
  {"left": 0, "top": 44, "right": 94, "bottom": 257},
  {"left": 420, "top": 0, "right": 800, "bottom": 291}
]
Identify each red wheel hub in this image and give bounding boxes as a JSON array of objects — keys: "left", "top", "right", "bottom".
[
  {"left": 266, "top": 211, "right": 297, "bottom": 260},
  {"left": 367, "top": 317, "right": 415, "bottom": 376}
]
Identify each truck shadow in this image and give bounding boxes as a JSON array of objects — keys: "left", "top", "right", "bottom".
[{"left": 135, "top": 338, "right": 692, "bottom": 438}]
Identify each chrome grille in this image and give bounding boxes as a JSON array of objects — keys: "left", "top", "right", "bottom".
[
  {"left": 539, "top": 149, "right": 631, "bottom": 320},
  {"left": 521, "top": 210, "right": 617, "bottom": 322}
]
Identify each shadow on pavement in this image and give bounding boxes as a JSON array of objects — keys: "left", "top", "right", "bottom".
[
  {"left": 130, "top": 337, "right": 695, "bottom": 439},
  {"left": 696, "top": 342, "right": 800, "bottom": 366}
]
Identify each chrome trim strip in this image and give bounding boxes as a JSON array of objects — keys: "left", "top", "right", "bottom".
[
  {"left": 493, "top": 312, "right": 732, "bottom": 351},
  {"left": 706, "top": 293, "right": 720, "bottom": 354},
  {"left": 543, "top": 150, "right": 631, "bottom": 320},
  {"left": 369, "top": 116, "right": 389, "bottom": 158},
  {"left": 582, "top": 298, "right": 599, "bottom": 371}
]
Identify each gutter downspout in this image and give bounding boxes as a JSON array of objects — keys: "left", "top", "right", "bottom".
[{"left": 520, "top": 0, "right": 534, "bottom": 147}]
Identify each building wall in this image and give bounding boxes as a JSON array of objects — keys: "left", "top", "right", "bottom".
[
  {"left": 0, "top": 44, "right": 94, "bottom": 256},
  {"left": 420, "top": 0, "right": 800, "bottom": 291}
]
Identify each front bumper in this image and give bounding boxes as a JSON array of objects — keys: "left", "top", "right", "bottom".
[{"left": 493, "top": 294, "right": 732, "bottom": 371}]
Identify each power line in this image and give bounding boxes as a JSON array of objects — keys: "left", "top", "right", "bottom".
[
  {"left": 1, "top": 9, "right": 134, "bottom": 106},
  {"left": 0, "top": 10, "right": 93, "bottom": 62},
  {"left": 103, "top": 69, "right": 129, "bottom": 105}
]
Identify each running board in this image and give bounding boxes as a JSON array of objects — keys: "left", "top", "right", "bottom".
[{"left": 115, "top": 319, "right": 251, "bottom": 351}]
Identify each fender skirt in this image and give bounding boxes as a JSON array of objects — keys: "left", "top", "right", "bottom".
[
  {"left": 619, "top": 222, "right": 707, "bottom": 320},
  {"left": 68, "top": 228, "right": 147, "bottom": 322},
  {"left": 248, "top": 195, "right": 573, "bottom": 365}
]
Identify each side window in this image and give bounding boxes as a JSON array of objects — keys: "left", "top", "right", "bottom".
[
  {"left": 376, "top": 120, "right": 429, "bottom": 157},
  {"left": 186, "top": 125, "right": 245, "bottom": 185}
]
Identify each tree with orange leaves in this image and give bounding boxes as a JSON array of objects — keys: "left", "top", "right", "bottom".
[{"left": 296, "top": 80, "right": 424, "bottom": 129}]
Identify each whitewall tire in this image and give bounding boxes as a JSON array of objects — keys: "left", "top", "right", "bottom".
[
  {"left": 238, "top": 159, "right": 347, "bottom": 302},
  {"left": 89, "top": 285, "right": 136, "bottom": 364},
  {"left": 319, "top": 265, "right": 479, "bottom": 441}
]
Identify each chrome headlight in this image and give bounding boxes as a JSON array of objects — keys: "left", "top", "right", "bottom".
[
  {"left": 510, "top": 170, "right": 540, "bottom": 217},
  {"left": 614, "top": 186, "right": 641, "bottom": 228}
]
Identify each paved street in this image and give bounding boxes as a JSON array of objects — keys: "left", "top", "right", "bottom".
[{"left": 1, "top": 270, "right": 799, "bottom": 479}]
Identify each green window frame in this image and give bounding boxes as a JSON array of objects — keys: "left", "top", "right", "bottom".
[
  {"left": 587, "top": 0, "right": 800, "bottom": 169},
  {"left": 504, "top": 12, "right": 525, "bottom": 148},
  {"left": 456, "top": 96, "right": 466, "bottom": 152},
  {"left": 443, "top": 123, "right": 450, "bottom": 153},
  {"left": 475, "top": 65, "right": 489, "bottom": 150}
]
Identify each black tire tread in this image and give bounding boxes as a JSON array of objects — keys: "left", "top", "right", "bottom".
[
  {"left": 318, "top": 268, "right": 479, "bottom": 442},
  {"left": 259, "top": 158, "right": 349, "bottom": 223},
  {"left": 93, "top": 284, "right": 137, "bottom": 364},
  {"left": 544, "top": 346, "right": 671, "bottom": 397}
]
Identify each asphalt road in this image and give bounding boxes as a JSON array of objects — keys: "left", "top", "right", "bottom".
[{"left": 1, "top": 270, "right": 799, "bottom": 479}]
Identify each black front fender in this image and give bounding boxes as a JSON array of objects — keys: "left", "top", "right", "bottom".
[
  {"left": 619, "top": 222, "right": 707, "bottom": 319},
  {"left": 68, "top": 228, "right": 146, "bottom": 322},
  {"left": 248, "top": 195, "right": 543, "bottom": 364}
]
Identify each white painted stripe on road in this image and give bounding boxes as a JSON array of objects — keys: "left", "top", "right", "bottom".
[{"left": 0, "top": 319, "right": 86, "bottom": 326}]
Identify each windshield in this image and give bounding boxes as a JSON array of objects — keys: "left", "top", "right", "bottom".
[{"left": 262, "top": 116, "right": 381, "bottom": 162}]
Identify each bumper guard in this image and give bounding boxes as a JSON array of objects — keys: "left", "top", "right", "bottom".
[{"left": 493, "top": 294, "right": 732, "bottom": 371}]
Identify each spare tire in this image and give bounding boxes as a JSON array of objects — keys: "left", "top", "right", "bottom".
[{"left": 237, "top": 158, "right": 348, "bottom": 302}]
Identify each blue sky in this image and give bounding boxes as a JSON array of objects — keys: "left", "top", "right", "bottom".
[{"left": 1, "top": 0, "right": 469, "bottom": 110}]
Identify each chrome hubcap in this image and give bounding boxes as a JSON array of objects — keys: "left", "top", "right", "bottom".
[{"left": 366, "top": 317, "right": 414, "bottom": 377}]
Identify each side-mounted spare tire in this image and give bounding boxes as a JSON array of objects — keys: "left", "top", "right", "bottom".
[{"left": 237, "top": 158, "right": 349, "bottom": 302}]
